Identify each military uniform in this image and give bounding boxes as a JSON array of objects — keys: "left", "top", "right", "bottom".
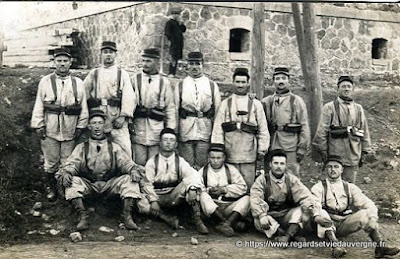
[
  {"left": 175, "top": 52, "right": 221, "bottom": 169},
  {"left": 250, "top": 171, "right": 320, "bottom": 238},
  {"left": 31, "top": 48, "right": 88, "bottom": 200},
  {"left": 261, "top": 68, "right": 310, "bottom": 177},
  {"left": 131, "top": 49, "right": 176, "bottom": 165},
  {"left": 212, "top": 92, "right": 270, "bottom": 190},
  {"left": 83, "top": 41, "right": 135, "bottom": 157}
]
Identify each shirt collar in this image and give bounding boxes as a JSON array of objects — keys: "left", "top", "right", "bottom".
[
  {"left": 269, "top": 171, "right": 285, "bottom": 184},
  {"left": 338, "top": 96, "right": 353, "bottom": 105},
  {"left": 159, "top": 152, "right": 176, "bottom": 162}
]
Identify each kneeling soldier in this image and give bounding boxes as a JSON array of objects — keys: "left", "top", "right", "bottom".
[
  {"left": 55, "top": 109, "right": 147, "bottom": 231},
  {"left": 198, "top": 143, "right": 250, "bottom": 236},
  {"left": 311, "top": 155, "right": 400, "bottom": 258},
  {"left": 250, "top": 149, "right": 321, "bottom": 243},
  {"left": 141, "top": 128, "right": 207, "bottom": 233}
]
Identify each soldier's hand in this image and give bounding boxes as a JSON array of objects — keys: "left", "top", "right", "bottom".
[
  {"left": 150, "top": 201, "right": 161, "bottom": 217},
  {"left": 130, "top": 170, "right": 142, "bottom": 182},
  {"left": 314, "top": 215, "right": 333, "bottom": 228},
  {"left": 62, "top": 173, "right": 73, "bottom": 189},
  {"left": 74, "top": 128, "right": 83, "bottom": 140},
  {"left": 113, "top": 116, "right": 125, "bottom": 129},
  {"left": 259, "top": 216, "right": 271, "bottom": 230},
  {"left": 36, "top": 127, "right": 46, "bottom": 140},
  {"left": 296, "top": 153, "right": 305, "bottom": 163},
  {"left": 209, "top": 186, "right": 226, "bottom": 198},
  {"left": 187, "top": 188, "right": 198, "bottom": 206}
]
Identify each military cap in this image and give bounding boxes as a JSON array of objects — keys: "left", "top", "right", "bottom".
[
  {"left": 337, "top": 76, "right": 353, "bottom": 86},
  {"left": 208, "top": 143, "right": 226, "bottom": 153},
  {"left": 325, "top": 155, "right": 344, "bottom": 166},
  {"left": 89, "top": 109, "right": 107, "bottom": 120},
  {"left": 53, "top": 48, "right": 71, "bottom": 58},
  {"left": 142, "top": 48, "right": 160, "bottom": 59},
  {"left": 273, "top": 67, "right": 290, "bottom": 77},
  {"left": 101, "top": 41, "right": 117, "bottom": 51},
  {"left": 233, "top": 67, "right": 250, "bottom": 79},
  {"left": 160, "top": 128, "right": 177, "bottom": 138},
  {"left": 187, "top": 52, "right": 203, "bottom": 61}
]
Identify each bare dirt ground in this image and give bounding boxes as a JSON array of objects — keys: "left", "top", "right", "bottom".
[{"left": 0, "top": 67, "right": 399, "bottom": 258}]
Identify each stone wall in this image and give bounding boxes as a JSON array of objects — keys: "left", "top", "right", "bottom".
[{"left": 24, "top": 2, "right": 400, "bottom": 87}]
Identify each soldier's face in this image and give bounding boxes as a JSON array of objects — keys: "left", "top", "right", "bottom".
[
  {"left": 54, "top": 55, "right": 71, "bottom": 75},
  {"left": 187, "top": 60, "right": 203, "bottom": 78},
  {"left": 233, "top": 75, "right": 249, "bottom": 95},
  {"left": 270, "top": 156, "right": 287, "bottom": 178},
  {"left": 273, "top": 74, "right": 290, "bottom": 91},
  {"left": 209, "top": 151, "right": 225, "bottom": 170},
  {"left": 160, "top": 133, "right": 178, "bottom": 152},
  {"left": 101, "top": 48, "right": 117, "bottom": 66},
  {"left": 338, "top": 81, "right": 354, "bottom": 99},
  {"left": 326, "top": 161, "right": 343, "bottom": 179},
  {"left": 88, "top": 116, "right": 106, "bottom": 140},
  {"left": 142, "top": 57, "right": 158, "bottom": 74}
]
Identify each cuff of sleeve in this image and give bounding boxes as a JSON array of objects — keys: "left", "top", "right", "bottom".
[{"left": 259, "top": 213, "right": 268, "bottom": 219}]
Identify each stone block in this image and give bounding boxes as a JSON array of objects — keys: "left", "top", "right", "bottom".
[
  {"left": 341, "top": 59, "right": 349, "bottom": 68},
  {"left": 277, "top": 25, "right": 287, "bottom": 35},
  {"left": 317, "top": 30, "right": 326, "bottom": 40},
  {"left": 321, "top": 38, "right": 331, "bottom": 50},
  {"left": 288, "top": 28, "right": 296, "bottom": 38},
  {"left": 392, "top": 59, "right": 399, "bottom": 71},
  {"left": 341, "top": 40, "right": 350, "bottom": 53},
  {"left": 265, "top": 21, "right": 276, "bottom": 31},
  {"left": 331, "top": 37, "right": 341, "bottom": 50},
  {"left": 334, "top": 18, "right": 343, "bottom": 30},
  {"left": 272, "top": 14, "right": 283, "bottom": 24},
  {"left": 321, "top": 17, "right": 330, "bottom": 29},
  {"left": 200, "top": 6, "right": 212, "bottom": 20}
]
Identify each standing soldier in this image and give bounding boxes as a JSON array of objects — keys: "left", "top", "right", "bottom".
[
  {"left": 83, "top": 41, "right": 135, "bottom": 157},
  {"left": 175, "top": 51, "right": 221, "bottom": 170},
  {"left": 212, "top": 67, "right": 269, "bottom": 191},
  {"left": 164, "top": 7, "right": 186, "bottom": 76},
  {"left": 198, "top": 143, "right": 250, "bottom": 236},
  {"left": 312, "top": 76, "right": 371, "bottom": 183},
  {"left": 130, "top": 48, "right": 176, "bottom": 166},
  {"left": 31, "top": 48, "right": 88, "bottom": 201},
  {"left": 261, "top": 67, "right": 310, "bottom": 177}
]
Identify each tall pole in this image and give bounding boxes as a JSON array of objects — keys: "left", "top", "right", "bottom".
[
  {"left": 302, "top": 3, "right": 322, "bottom": 139},
  {"left": 251, "top": 2, "right": 265, "bottom": 99}
]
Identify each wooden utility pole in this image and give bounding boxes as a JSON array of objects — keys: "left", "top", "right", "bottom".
[
  {"left": 291, "top": 3, "right": 322, "bottom": 136},
  {"left": 302, "top": 3, "right": 322, "bottom": 138},
  {"left": 251, "top": 3, "right": 265, "bottom": 100}
]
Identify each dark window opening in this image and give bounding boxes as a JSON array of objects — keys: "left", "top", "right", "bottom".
[
  {"left": 229, "top": 28, "right": 250, "bottom": 53},
  {"left": 372, "top": 38, "right": 388, "bottom": 59}
]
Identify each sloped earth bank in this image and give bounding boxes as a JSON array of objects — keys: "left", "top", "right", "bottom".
[{"left": 0, "top": 68, "right": 399, "bottom": 258}]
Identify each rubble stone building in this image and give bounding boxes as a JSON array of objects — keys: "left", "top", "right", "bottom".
[{"left": 4, "top": 2, "right": 400, "bottom": 87}]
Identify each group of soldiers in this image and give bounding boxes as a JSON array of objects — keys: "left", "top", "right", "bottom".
[{"left": 30, "top": 41, "right": 399, "bottom": 258}]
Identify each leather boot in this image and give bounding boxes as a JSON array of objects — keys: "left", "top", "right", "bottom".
[
  {"left": 326, "top": 230, "right": 347, "bottom": 258},
  {"left": 213, "top": 208, "right": 235, "bottom": 237},
  {"left": 369, "top": 229, "right": 400, "bottom": 258},
  {"left": 192, "top": 202, "right": 209, "bottom": 235},
  {"left": 46, "top": 173, "right": 58, "bottom": 201},
  {"left": 158, "top": 212, "right": 179, "bottom": 229},
  {"left": 275, "top": 223, "right": 300, "bottom": 243},
  {"left": 71, "top": 198, "right": 89, "bottom": 231},
  {"left": 122, "top": 198, "right": 138, "bottom": 230},
  {"left": 228, "top": 211, "right": 247, "bottom": 233}
]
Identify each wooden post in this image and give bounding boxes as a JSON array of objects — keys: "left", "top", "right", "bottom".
[
  {"left": 302, "top": 3, "right": 323, "bottom": 139},
  {"left": 251, "top": 3, "right": 265, "bottom": 99},
  {"left": 291, "top": 3, "right": 308, "bottom": 87}
]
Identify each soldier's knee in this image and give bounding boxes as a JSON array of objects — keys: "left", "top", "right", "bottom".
[{"left": 357, "top": 210, "right": 370, "bottom": 229}]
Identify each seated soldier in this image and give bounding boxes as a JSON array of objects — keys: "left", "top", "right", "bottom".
[
  {"left": 198, "top": 143, "right": 250, "bottom": 237},
  {"left": 55, "top": 109, "right": 148, "bottom": 231},
  {"left": 141, "top": 128, "right": 208, "bottom": 234},
  {"left": 311, "top": 155, "right": 400, "bottom": 258},
  {"left": 250, "top": 149, "right": 321, "bottom": 243}
]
